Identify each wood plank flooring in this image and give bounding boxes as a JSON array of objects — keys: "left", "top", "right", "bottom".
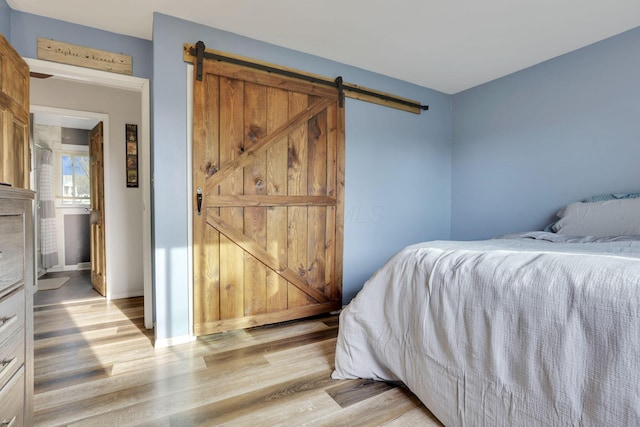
[{"left": 34, "top": 295, "right": 443, "bottom": 426}]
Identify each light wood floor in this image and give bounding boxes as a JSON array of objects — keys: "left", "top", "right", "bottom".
[{"left": 33, "top": 293, "right": 443, "bottom": 426}]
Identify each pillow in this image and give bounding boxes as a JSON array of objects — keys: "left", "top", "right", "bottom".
[
  {"left": 581, "top": 192, "right": 640, "bottom": 203},
  {"left": 544, "top": 192, "right": 640, "bottom": 232},
  {"left": 551, "top": 197, "right": 640, "bottom": 236}
]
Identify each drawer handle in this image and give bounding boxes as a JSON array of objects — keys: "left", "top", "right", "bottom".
[
  {"left": 0, "top": 315, "right": 17, "bottom": 333},
  {"left": 0, "top": 357, "right": 17, "bottom": 379},
  {"left": 1, "top": 416, "right": 16, "bottom": 427}
]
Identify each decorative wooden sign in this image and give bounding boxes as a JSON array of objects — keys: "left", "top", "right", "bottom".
[{"left": 37, "top": 38, "right": 132, "bottom": 75}]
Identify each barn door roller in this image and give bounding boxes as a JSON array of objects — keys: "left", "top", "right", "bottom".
[
  {"left": 189, "top": 41, "right": 428, "bottom": 114},
  {"left": 335, "top": 76, "right": 344, "bottom": 108}
]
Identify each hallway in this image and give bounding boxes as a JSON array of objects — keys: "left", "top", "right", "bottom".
[{"left": 34, "top": 270, "right": 101, "bottom": 306}]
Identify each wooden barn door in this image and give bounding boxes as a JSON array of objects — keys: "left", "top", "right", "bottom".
[{"left": 192, "top": 55, "right": 344, "bottom": 335}]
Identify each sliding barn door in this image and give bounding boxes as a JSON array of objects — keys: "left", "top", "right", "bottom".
[{"left": 192, "top": 56, "right": 344, "bottom": 335}]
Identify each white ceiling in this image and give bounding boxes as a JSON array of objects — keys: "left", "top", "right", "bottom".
[{"left": 8, "top": 0, "right": 640, "bottom": 94}]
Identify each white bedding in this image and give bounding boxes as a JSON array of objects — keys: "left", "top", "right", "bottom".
[{"left": 332, "top": 232, "right": 640, "bottom": 426}]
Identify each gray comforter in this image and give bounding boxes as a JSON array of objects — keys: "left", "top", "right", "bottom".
[{"left": 333, "top": 232, "right": 640, "bottom": 426}]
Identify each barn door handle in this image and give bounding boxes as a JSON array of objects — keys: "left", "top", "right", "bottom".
[{"left": 196, "top": 187, "right": 202, "bottom": 216}]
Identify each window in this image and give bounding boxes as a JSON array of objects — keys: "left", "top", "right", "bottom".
[{"left": 61, "top": 154, "right": 90, "bottom": 205}]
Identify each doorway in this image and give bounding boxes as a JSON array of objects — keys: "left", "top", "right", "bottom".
[
  {"left": 31, "top": 109, "right": 106, "bottom": 303},
  {"left": 26, "top": 58, "right": 153, "bottom": 329}
]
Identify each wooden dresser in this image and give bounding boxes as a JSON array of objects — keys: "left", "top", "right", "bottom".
[{"left": 0, "top": 187, "right": 34, "bottom": 427}]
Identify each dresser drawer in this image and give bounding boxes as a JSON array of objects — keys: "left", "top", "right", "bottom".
[
  {"left": 0, "top": 288, "right": 25, "bottom": 349},
  {"left": 0, "top": 328, "right": 24, "bottom": 391},
  {"left": 0, "top": 215, "right": 24, "bottom": 295},
  {"left": 0, "top": 366, "right": 24, "bottom": 427}
]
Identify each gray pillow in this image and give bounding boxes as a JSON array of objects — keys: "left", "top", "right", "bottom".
[{"left": 552, "top": 198, "right": 640, "bottom": 236}]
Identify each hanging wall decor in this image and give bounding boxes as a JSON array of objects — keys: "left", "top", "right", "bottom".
[
  {"left": 37, "top": 38, "right": 133, "bottom": 75},
  {"left": 126, "top": 124, "right": 138, "bottom": 188}
]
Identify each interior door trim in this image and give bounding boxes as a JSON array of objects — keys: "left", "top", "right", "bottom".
[{"left": 26, "top": 58, "right": 154, "bottom": 332}]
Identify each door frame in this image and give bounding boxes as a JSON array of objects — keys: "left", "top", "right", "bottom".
[
  {"left": 26, "top": 58, "right": 153, "bottom": 330},
  {"left": 186, "top": 64, "right": 195, "bottom": 339},
  {"left": 31, "top": 108, "right": 104, "bottom": 279}
]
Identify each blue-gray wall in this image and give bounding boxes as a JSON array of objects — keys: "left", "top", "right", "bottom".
[
  {"left": 0, "top": 0, "right": 10, "bottom": 39},
  {"left": 11, "top": 5, "right": 639, "bottom": 342},
  {"left": 152, "top": 13, "right": 452, "bottom": 340},
  {"left": 10, "top": 11, "right": 152, "bottom": 79},
  {"left": 451, "top": 26, "right": 640, "bottom": 240}
]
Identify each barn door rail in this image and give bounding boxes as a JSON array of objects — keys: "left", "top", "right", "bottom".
[{"left": 186, "top": 41, "right": 428, "bottom": 114}]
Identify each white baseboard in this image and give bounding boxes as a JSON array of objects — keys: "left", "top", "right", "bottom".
[
  {"left": 154, "top": 334, "right": 195, "bottom": 349},
  {"left": 108, "top": 290, "right": 144, "bottom": 300}
]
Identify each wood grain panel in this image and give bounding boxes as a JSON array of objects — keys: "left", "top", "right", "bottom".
[
  {"left": 266, "top": 87, "right": 291, "bottom": 313},
  {"left": 326, "top": 378, "right": 398, "bottom": 408},
  {"left": 194, "top": 72, "right": 221, "bottom": 328},
  {"left": 307, "top": 97, "right": 328, "bottom": 293},
  {"left": 325, "top": 103, "right": 338, "bottom": 299},
  {"left": 201, "top": 58, "right": 338, "bottom": 99},
  {"left": 334, "top": 103, "right": 346, "bottom": 299},
  {"left": 306, "top": 387, "right": 432, "bottom": 427},
  {"left": 287, "top": 92, "right": 311, "bottom": 308},
  {"left": 204, "top": 97, "right": 333, "bottom": 197},
  {"left": 203, "top": 327, "right": 337, "bottom": 366},
  {"left": 219, "top": 76, "right": 245, "bottom": 320},
  {"left": 243, "top": 82, "right": 268, "bottom": 316},
  {"left": 205, "top": 212, "right": 328, "bottom": 304},
  {"left": 167, "top": 372, "right": 336, "bottom": 426},
  {"left": 11, "top": 117, "right": 27, "bottom": 188},
  {"left": 208, "top": 194, "right": 335, "bottom": 207},
  {"left": 205, "top": 72, "right": 223, "bottom": 321},
  {"left": 192, "top": 54, "right": 343, "bottom": 335},
  {"left": 0, "top": 34, "right": 29, "bottom": 188},
  {"left": 195, "top": 301, "right": 339, "bottom": 333}
]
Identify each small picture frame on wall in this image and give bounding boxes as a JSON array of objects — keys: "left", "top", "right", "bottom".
[{"left": 126, "top": 124, "right": 139, "bottom": 188}]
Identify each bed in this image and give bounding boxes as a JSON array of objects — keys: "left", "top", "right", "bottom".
[{"left": 332, "top": 196, "right": 640, "bottom": 426}]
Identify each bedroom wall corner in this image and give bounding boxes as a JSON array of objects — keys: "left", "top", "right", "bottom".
[
  {"left": 343, "top": 95, "right": 453, "bottom": 301},
  {"left": 451, "top": 25, "right": 640, "bottom": 240}
]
